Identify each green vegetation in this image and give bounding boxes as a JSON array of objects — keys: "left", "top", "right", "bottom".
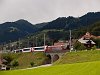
[
  {"left": 1, "top": 52, "right": 47, "bottom": 69},
  {"left": 1, "top": 50, "right": 100, "bottom": 75},
  {"left": 73, "top": 41, "right": 86, "bottom": 50},
  {"left": 92, "top": 38, "right": 100, "bottom": 48},
  {"left": 91, "top": 46, "right": 96, "bottom": 50},
  {"left": 26, "top": 21, "right": 100, "bottom": 47},
  {"left": 54, "top": 50, "right": 100, "bottom": 65},
  {"left": 30, "top": 62, "right": 35, "bottom": 67},
  {"left": 12, "top": 60, "right": 19, "bottom": 68},
  {"left": 1, "top": 61, "right": 100, "bottom": 75},
  {"left": 0, "top": 12, "right": 100, "bottom": 46},
  {"left": 0, "top": 13, "right": 100, "bottom": 50},
  {"left": 2, "top": 54, "right": 14, "bottom": 65}
]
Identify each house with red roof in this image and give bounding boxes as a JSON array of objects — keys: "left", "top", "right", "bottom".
[{"left": 78, "top": 32, "right": 96, "bottom": 48}]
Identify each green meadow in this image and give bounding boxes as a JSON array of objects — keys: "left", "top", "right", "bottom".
[
  {"left": 0, "top": 61, "right": 100, "bottom": 75},
  {"left": 1, "top": 50, "right": 100, "bottom": 75},
  {"left": 55, "top": 50, "right": 100, "bottom": 65},
  {"left": 1, "top": 52, "right": 47, "bottom": 69}
]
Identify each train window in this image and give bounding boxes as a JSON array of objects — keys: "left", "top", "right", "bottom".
[
  {"left": 34, "top": 47, "right": 44, "bottom": 50},
  {"left": 23, "top": 49, "right": 30, "bottom": 51},
  {"left": 19, "top": 50, "right": 22, "bottom": 52}
]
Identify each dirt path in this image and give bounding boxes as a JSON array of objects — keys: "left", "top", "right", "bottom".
[{"left": 21, "top": 64, "right": 52, "bottom": 70}]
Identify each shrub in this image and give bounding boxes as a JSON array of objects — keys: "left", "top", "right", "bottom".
[
  {"left": 91, "top": 46, "right": 96, "bottom": 50},
  {"left": 12, "top": 60, "right": 19, "bottom": 67},
  {"left": 2, "top": 55, "right": 13, "bottom": 65},
  {"left": 30, "top": 62, "right": 34, "bottom": 67},
  {"left": 74, "top": 41, "right": 86, "bottom": 50}
]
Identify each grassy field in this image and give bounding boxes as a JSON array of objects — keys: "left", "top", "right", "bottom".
[
  {"left": 54, "top": 50, "right": 100, "bottom": 65},
  {"left": 0, "top": 61, "right": 100, "bottom": 75},
  {"left": 1, "top": 52, "right": 47, "bottom": 69},
  {"left": 1, "top": 50, "right": 100, "bottom": 75}
]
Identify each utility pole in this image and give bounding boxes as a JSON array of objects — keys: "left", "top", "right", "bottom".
[
  {"left": 69, "top": 30, "right": 72, "bottom": 52},
  {"left": 10, "top": 40, "right": 11, "bottom": 51},
  {"left": 44, "top": 33, "right": 46, "bottom": 46},
  {"left": 18, "top": 38, "right": 20, "bottom": 49},
  {"left": 36, "top": 37, "right": 38, "bottom": 47},
  {"left": 32, "top": 36, "right": 34, "bottom": 47},
  {"left": 27, "top": 37, "right": 30, "bottom": 47}
]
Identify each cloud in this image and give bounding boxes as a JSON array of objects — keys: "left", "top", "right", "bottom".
[
  {"left": 0, "top": 0, "right": 100, "bottom": 24},
  {"left": 0, "top": 0, "right": 4, "bottom": 3}
]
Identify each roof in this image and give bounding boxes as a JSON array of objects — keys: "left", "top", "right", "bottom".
[
  {"left": 78, "top": 38, "right": 95, "bottom": 44},
  {"left": 54, "top": 41, "right": 67, "bottom": 46}
]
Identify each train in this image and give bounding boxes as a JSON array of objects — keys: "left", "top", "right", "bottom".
[
  {"left": 13, "top": 46, "right": 47, "bottom": 53},
  {"left": 13, "top": 45, "right": 67, "bottom": 53}
]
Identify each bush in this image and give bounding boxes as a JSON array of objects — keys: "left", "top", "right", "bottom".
[
  {"left": 91, "top": 46, "right": 96, "bottom": 50},
  {"left": 74, "top": 41, "right": 86, "bottom": 50},
  {"left": 12, "top": 60, "right": 19, "bottom": 67},
  {"left": 2, "top": 55, "right": 13, "bottom": 65},
  {"left": 30, "top": 62, "right": 34, "bottom": 67}
]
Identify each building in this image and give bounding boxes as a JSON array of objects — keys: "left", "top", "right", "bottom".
[
  {"left": 82, "top": 32, "right": 100, "bottom": 39},
  {"left": 0, "top": 58, "right": 10, "bottom": 70},
  {"left": 78, "top": 32, "right": 95, "bottom": 48},
  {"left": 0, "top": 64, "right": 7, "bottom": 70},
  {"left": 78, "top": 38, "right": 95, "bottom": 48},
  {"left": 54, "top": 40, "right": 70, "bottom": 50},
  {"left": 54, "top": 41, "right": 67, "bottom": 46}
]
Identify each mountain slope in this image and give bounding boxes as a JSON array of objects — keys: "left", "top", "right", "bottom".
[
  {"left": 42, "top": 12, "right": 100, "bottom": 30},
  {"left": 0, "top": 12, "right": 100, "bottom": 43},
  {"left": 0, "top": 19, "right": 38, "bottom": 43}
]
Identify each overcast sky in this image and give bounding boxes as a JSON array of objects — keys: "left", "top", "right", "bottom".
[{"left": 0, "top": 0, "right": 100, "bottom": 24}]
